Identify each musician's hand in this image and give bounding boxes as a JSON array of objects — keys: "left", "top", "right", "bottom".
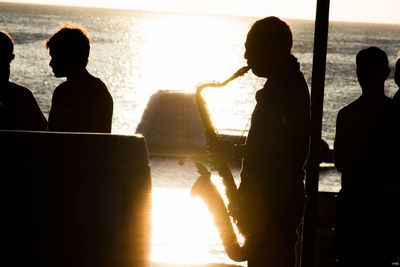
[
  {"left": 232, "top": 143, "right": 246, "bottom": 159},
  {"left": 208, "top": 139, "right": 233, "bottom": 169}
]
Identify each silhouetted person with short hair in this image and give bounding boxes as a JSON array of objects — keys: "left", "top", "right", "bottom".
[
  {"left": 238, "top": 16, "right": 310, "bottom": 267},
  {"left": 46, "top": 24, "right": 113, "bottom": 133},
  {"left": 333, "top": 47, "right": 396, "bottom": 267},
  {"left": 0, "top": 30, "right": 47, "bottom": 130}
]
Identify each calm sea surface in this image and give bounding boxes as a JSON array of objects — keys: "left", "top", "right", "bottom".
[{"left": 1, "top": 2, "right": 399, "bottom": 266}]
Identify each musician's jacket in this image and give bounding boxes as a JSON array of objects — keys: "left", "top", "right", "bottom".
[{"left": 239, "top": 55, "right": 310, "bottom": 228}]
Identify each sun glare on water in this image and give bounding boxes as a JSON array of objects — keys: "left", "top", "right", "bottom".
[
  {"left": 139, "top": 14, "right": 250, "bottom": 93},
  {"left": 151, "top": 187, "right": 217, "bottom": 264},
  {"left": 120, "top": 12, "right": 259, "bottom": 134},
  {"left": 137, "top": 14, "right": 253, "bottom": 265},
  {"left": 151, "top": 174, "right": 244, "bottom": 265},
  {"left": 119, "top": 13, "right": 255, "bottom": 265}
]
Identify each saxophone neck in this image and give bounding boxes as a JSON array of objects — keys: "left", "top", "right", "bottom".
[
  {"left": 195, "top": 66, "right": 250, "bottom": 95},
  {"left": 194, "top": 66, "right": 250, "bottom": 169},
  {"left": 221, "top": 66, "right": 251, "bottom": 86}
]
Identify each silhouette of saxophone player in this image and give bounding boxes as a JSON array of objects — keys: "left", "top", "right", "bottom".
[
  {"left": 194, "top": 17, "right": 310, "bottom": 267},
  {"left": 239, "top": 17, "right": 310, "bottom": 267}
]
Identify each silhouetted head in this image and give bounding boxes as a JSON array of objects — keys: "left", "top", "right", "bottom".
[
  {"left": 356, "top": 47, "right": 389, "bottom": 94},
  {"left": 45, "top": 24, "right": 90, "bottom": 77},
  {"left": 395, "top": 57, "right": 400, "bottom": 87},
  {"left": 0, "top": 30, "right": 15, "bottom": 82},
  {"left": 244, "top": 16, "right": 293, "bottom": 78}
]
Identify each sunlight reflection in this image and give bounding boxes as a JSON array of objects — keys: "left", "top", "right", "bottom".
[
  {"left": 151, "top": 187, "right": 221, "bottom": 264},
  {"left": 114, "top": 12, "right": 263, "bottom": 135},
  {"left": 151, "top": 173, "right": 244, "bottom": 265},
  {"left": 139, "top": 14, "right": 251, "bottom": 92}
]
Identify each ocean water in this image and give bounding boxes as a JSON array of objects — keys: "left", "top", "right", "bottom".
[{"left": 1, "top": 2, "right": 399, "bottom": 266}]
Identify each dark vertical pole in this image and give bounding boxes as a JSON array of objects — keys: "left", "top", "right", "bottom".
[{"left": 301, "top": 0, "right": 330, "bottom": 267}]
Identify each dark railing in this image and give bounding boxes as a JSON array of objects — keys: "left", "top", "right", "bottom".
[{"left": 302, "top": 0, "right": 331, "bottom": 266}]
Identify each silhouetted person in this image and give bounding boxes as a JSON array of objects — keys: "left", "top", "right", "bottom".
[
  {"left": 0, "top": 30, "right": 47, "bottom": 130},
  {"left": 46, "top": 24, "right": 113, "bottom": 133},
  {"left": 333, "top": 47, "right": 396, "bottom": 267},
  {"left": 238, "top": 17, "right": 310, "bottom": 267}
]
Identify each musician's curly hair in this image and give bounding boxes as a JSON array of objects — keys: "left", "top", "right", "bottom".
[{"left": 246, "top": 16, "right": 293, "bottom": 55}]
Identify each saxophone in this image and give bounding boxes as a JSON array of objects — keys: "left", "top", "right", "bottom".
[{"left": 190, "top": 66, "right": 253, "bottom": 262}]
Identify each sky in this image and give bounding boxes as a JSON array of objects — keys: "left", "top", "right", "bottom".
[{"left": 3, "top": 0, "right": 400, "bottom": 24}]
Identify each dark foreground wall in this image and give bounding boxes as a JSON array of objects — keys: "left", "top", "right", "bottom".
[{"left": 0, "top": 130, "right": 151, "bottom": 267}]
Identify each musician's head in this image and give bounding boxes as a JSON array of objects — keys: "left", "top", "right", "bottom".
[{"left": 244, "top": 16, "right": 292, "bottom": 78}]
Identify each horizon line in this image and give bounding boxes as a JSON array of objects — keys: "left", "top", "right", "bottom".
[{"left": 2, "top": 1, "right": 400, "bottom": 25}]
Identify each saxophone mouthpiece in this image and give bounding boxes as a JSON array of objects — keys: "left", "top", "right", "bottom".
[
  {"left": 235, "top": 66, "right": 250, "bottom": 77},
  {"left": 221, "top": 66, "right": 250, "bottom": 86}
]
